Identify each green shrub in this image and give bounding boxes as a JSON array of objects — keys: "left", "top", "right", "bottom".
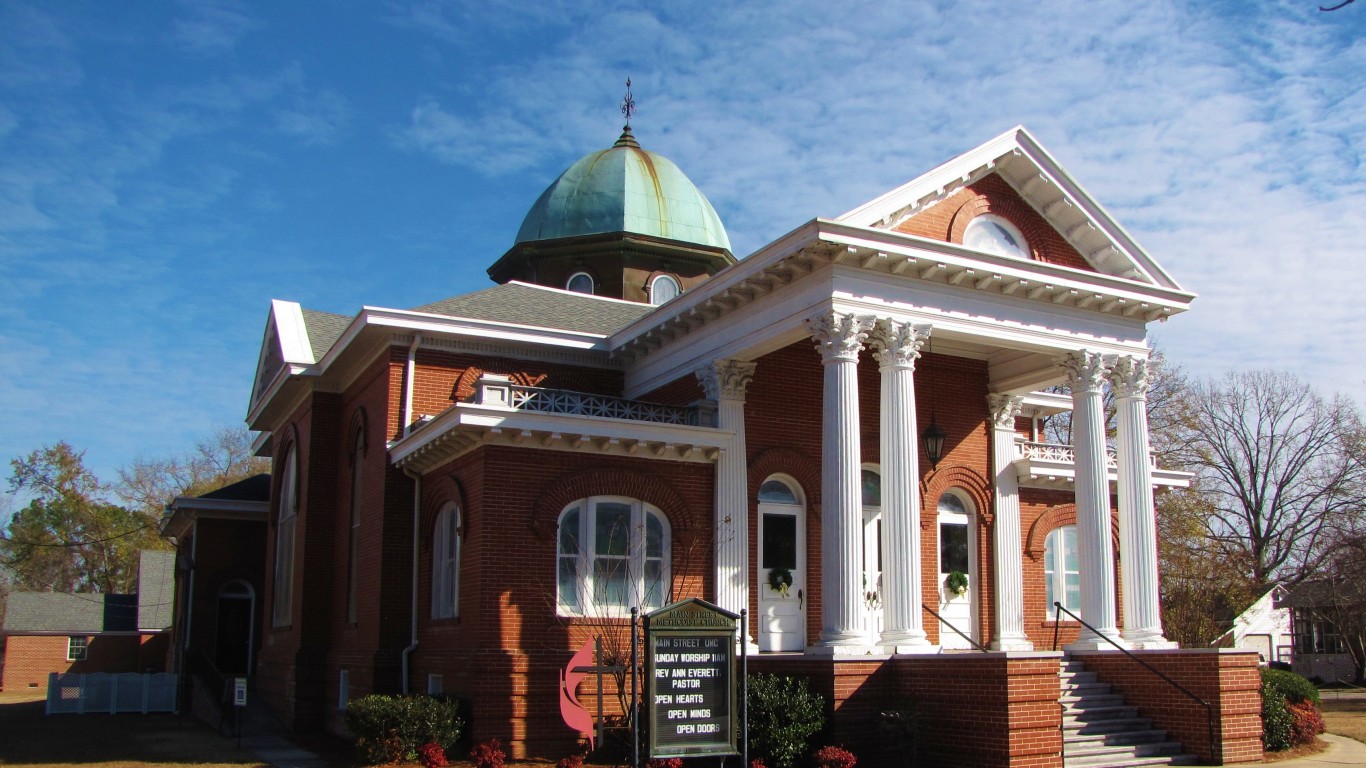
[
  {"left": 745, "top": 673, "right": 825, "bottom": 768},
  {"left": 1261, "top": 679, "right": 1293, "bottom": 752},
  {"left": 1261, "top": 668, "right": 1321, "bottom": 706},
  {"left": 344, "top": 694, "right": 464, "bottom": 765}
]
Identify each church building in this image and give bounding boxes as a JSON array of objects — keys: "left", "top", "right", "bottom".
[{"left": 236, "top": 109, "right": 1264, "bottom": 766}]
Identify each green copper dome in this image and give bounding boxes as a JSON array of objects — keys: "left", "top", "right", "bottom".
[{"left": 515, "top": 128, "right": 731, "bottom": 253}]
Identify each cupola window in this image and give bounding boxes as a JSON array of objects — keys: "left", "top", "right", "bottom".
[
  {"left": 649, "top": 275, "right": 680, "bottom": 305},
  {"left": 963, "top": 214, "right": 1030, "bottom": 260},
  {"left": 566, "top": 272, "right": 594, "bottom": 294}
]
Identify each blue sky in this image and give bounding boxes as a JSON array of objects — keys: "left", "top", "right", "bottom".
[{"left": 1, "top": 1, "right": 1364, "bottom": 492}]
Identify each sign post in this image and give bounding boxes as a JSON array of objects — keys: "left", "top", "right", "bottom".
[
  {"left": 644, "top": 599, "right": 740, "bottom": 760},
  {"left": 232, "top": 677, "right": 247, "bottom": 748}
]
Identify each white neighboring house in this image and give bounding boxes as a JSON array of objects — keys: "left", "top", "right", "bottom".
[{"left": 1215, "top": 584, "right": 1292, "bottom": 665}]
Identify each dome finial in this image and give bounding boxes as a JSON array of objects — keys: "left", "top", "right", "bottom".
[{"left": 615, "top": 78, "right": 640, "bottom": 148}]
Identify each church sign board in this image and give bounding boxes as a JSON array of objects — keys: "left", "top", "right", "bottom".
[{"left": 644, "top": 599, "right": 739, "bottom": 758}]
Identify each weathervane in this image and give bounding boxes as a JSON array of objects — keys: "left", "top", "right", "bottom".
[{"left": 620, "top": 78, "right": 635, "bottom": 128}]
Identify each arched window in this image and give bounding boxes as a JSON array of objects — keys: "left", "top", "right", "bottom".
[
  {"left": 431, "top": 503, "right": 461, "bottom": 619},
  {"left": 650, "top": 274, "right": 681, "bottom": 305},
  {"left": 556, "top": 497, "right": 669, "bottom": 616},
  {"left": 758, "top": 479, "right": 798, "bottom": 504},
  {"left": 1044, "top": 525, "right": 1080, "bottom": 619},
  {"left": 347, "top": 427, "right": 364, "bottom": 624},
  {"left": 566, "top": 272, "right": 594, "bottom": 294},
  {"left": 272, "top": 446, "right": 298, "bottom": 627},
  {"left": 964, "top": 214, "right": 1030, "bottom": 260}
]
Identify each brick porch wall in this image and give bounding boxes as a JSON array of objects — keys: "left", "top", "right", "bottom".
[
  {"left": 1073, "top": 649, "right": 1263, "bottom": 764},
  {"left": 750, "top": 652, "right": 1064, "bottom": 768}
]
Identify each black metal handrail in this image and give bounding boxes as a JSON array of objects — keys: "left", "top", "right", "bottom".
[
  {"left": 922, "top": 604, "right": 990, "bottom": 652},
  {"left": 1051, "top": 602, "right": 1215, "bottom": 757}
]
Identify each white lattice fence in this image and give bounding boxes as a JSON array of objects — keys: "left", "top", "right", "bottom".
[{"left": 46, "top": 672, "right": 178, "bottom": 715}]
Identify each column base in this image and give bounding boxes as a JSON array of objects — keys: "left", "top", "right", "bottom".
[
  {"left": 886, "top": 643, "right": 941, "bottom": 655},
  {"left": 807, "top": 644, "right": 883, "bottom": 658},
  {"left": 879, "top": 628, "right": 929, "bottom": 647},
  {"left": 1121, "top": 631, "right": 1177, "bottom": 650},
  {"left": 991, "top": 634, "right": 1035, "bottom": 652},
  {"left": 1065, "top": 629, "right": 1128, "bottom": 652}
]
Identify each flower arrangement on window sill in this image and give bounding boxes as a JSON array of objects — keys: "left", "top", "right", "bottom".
[
  {"left": 767, "top": 567, "right": 793, "bottom": 597},
  {"left": 945, "top": 571, "right": 969, "bottom": 597}
]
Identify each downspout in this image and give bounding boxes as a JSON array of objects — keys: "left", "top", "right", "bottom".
[
  {"left": 402, "top": 333, "right": 423, "bottom": 437},
  {"left": 398, "top": 333, "right": 423, "bottom": 694},
  {"left": 401, "top": 468, "right": 421, "bottom": 694}
]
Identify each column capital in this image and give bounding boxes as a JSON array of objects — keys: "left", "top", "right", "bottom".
[
  {"left": 1059, "top": 350, "right": 1112, "bottom": 395},
  {"left": 1109, "top": 356, "right": 1151, "bottom": 400},
  {"left": 869, "top": 319, "right": 931, "bottom": 369},
  {"left": 695, "top": 359, "right": 758, "bottom": 402},
  {"left": 986, "top": 393, "right": 1025, "bottom": 430},
  {"left": 808, "top": 312, "right": 873, "bottom": 364}
]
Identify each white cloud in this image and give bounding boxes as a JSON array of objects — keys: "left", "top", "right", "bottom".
[{"left": 171, "top": 0, "right": 258, "bottom": 56}]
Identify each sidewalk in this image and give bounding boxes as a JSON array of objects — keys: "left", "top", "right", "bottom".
[{"left": 1272, "top": 733, "right": 1366, "bottom": 766}]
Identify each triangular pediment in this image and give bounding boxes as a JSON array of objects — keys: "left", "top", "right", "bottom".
[
  {"left": 836, "top": 126, "right": 1186, "bottom": 292},
  {"left": 248, "top": 299, "right": 318, "bottom": 412}
]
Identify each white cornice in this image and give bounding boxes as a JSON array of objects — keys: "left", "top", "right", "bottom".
[
  {"left": 612, "top": 219, "right": 1191, "bottom": 396},
  {"left": 389, "top": 402, "right": 731, "bottom": 474}
]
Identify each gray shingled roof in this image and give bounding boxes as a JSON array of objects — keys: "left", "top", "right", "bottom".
[
  {"left": 300, "top": 308, "right": 352, "bottom": 362},
  {"left": 297, "top": 284, "right": 653, "bottom": 364},
  {"left": 199, "top": 473, "right": 271, "bottom": 503},
  {"left": 137, "top": 550, "right": 175, "bottom": 631},
  {"left": 414, "top": 283, "right": 653, "bottom": 336},
  {"left": 4, "top": 592, "right": 109, "bottom": 633}
]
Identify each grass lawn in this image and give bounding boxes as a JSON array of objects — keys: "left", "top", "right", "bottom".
[
  {"left": 1321, "top": 692, "right": 1366, "bottom": 745},
  {"left": 0, "top": 691, "right": 267, "bottom": 768}
]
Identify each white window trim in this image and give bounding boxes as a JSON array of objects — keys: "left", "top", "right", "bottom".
[
  {"left": 431, "top": 502, "right": 461, "bottom": 620},
  {"left": 1044, "top": 525, "right": 1080, "bottom": 619},
  {"left": 272, "top": 447, "right": 299, "bottom": 628},
  {"left": 556, "top": 496, "right": 670, "bottom": 617},
  {"left": 964, "top": 213, "right": 1030, "bottom": 260},
  {"left": 67, "top": 636, "right": 88, "bottom": 662},
  {"left": 649, "top": 274, "right": 681, "bottom": 305},
  {"left": 566, "top": 272, "right": 595, "bottom": 294}
]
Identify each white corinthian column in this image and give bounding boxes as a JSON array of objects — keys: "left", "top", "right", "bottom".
[
  {"left": 1111, "top": 356, "right": 1175, "bottom": 649},
  {"left": 869, "top": 319, "right": 933, "bottom": 652},
  {"left": 1061, "top": 351, "right": 1124, "bottom": 650},
  {"left": 807, "top": 311, "right": 874, "bottom": 653},
  {"left": 696, "top": 359, "right": 758, "bottom": 648},
  {"left": 987, "top": 393, "right": 1033, "bottom": 651}
]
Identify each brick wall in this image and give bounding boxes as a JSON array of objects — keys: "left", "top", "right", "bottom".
[
  {"left": 750, "top": 653, "right": 1064, "bottom": 768},
  {"left": 2, "top": 633, "right": 168, "bottom": 692},
  {"left": 1074, "top": 649, "right": 1262, "bottom": 764}
]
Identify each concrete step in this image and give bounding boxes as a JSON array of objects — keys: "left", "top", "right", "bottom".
[
  {"left": 1064, "top": 754, "right": 1199, "bottom": 768},
  {"left": 1065, "top": 728, "right": 1173, "bottom": 748},
  {"left": 1064, "top": 704, "right": 1140, "bottom": 724},
  {"left": 1064, "top": 716, "right": 1157, "bottom": 736},
  {"left": 1062, "top": 680, "right": 1112, "bottom": 697},
  {"left": 1065, "top": 740, "right": 1186, "bottom": 761},
  {"left": 1062, "top": 692, "right": 1126, "bottom": 709}
]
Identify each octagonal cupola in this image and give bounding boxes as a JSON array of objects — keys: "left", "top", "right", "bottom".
[{"left": 488, "top": 94, "right": 735, "bottom": 306}]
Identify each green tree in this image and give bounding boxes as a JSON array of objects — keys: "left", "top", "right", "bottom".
[{"left": 2, "top": 443, "right": 164, "bottom": 593}]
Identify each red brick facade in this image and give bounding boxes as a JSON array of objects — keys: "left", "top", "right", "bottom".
[{"left": 2, "top": 634, "right": 169, "bottom": 692}]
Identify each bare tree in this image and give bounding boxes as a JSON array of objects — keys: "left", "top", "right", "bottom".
[
  {"left": 1168, "top": 370, "right": 1366, "bottom": 588},
  {"left": 115, "top": 426, "right": 269, "bottom": 517}
]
